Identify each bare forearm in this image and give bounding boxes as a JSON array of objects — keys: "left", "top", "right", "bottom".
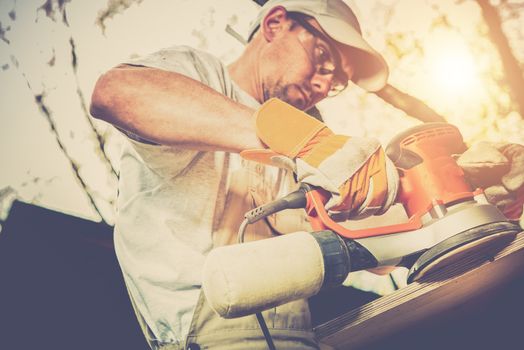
[{"left": 90, "top": 65, "right": 263, "bottom": 152}]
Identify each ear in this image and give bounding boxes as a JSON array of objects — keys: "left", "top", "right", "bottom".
[{"left": 261, "top": 6, "right": 291, "bottom": 42}]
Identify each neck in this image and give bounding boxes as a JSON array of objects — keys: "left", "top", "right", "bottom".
[{"left": 228, "top": 38, "right": 265, "bottom": 104}]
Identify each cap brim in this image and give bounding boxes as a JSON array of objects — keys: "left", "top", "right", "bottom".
[{"left": 316, "top": 15, "right": 389, "bottom": 92}]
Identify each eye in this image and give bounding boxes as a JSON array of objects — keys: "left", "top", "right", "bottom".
[
  {"left": 314, "top": 46, "right": 335, "bottom": 75},
  {"left": 318, "top": 67, "right": 333, "bottom": 75},
  {"left": 316, "top": 46, "right": 330, "bottom": 64}
]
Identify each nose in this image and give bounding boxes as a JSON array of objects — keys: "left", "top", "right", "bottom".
[{"left": 310, "top": 73, "right": 332, "bottom": 98}]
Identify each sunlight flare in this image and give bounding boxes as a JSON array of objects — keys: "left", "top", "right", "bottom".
[{"left": 430, "top": 47, "right": 479, "bottom": 94}]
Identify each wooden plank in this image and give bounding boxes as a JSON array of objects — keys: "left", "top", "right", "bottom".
[{"left": 315, "top": 230, "right": 524, "bottom": 349}]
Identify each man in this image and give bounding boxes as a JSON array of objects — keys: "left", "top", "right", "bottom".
[{"left": 90, "top": 0, "right": 524, "bottom": 349}]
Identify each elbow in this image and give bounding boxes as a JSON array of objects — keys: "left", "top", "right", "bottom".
[
  {"left": 89, "top": 68, "right": 122, "bottom": 123},
  {"left": 90, "top": 72, "right": 110, "bottom": 121}
]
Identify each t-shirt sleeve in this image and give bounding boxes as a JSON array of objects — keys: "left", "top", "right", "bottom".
[{"left": 124, "top": 45, "right": 232, "bottom": 97}]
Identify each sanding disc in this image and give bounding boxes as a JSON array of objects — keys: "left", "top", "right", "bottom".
[{"left": 408, "top": 221, "right": 519, "bottom": 283}]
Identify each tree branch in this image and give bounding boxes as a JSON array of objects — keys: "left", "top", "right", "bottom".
[
  {"left": 8, "top": 52, "right": 108, "bottom": 223},
  {"left": 68, "top": 36, "right": 119, "bottom": 179},
  {"left": 375, "top": 84, "right": 447, "bottom": 123},
  {"left": 476, "top": 0, "right": 524, "bottom": 117},
  {"left": 34, "top": 92, "right": 107, "bottom": 223}
]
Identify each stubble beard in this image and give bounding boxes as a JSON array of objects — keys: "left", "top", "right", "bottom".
[{"left": 264, "top": 82, "right": 307, "bottom": 111}]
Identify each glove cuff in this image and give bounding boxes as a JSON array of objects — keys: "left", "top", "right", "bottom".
[{"left": 255, "top": 98, "right": 329, "bottom": 158}]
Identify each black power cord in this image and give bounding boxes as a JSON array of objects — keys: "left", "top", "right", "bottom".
[{"left": 237, "top": 189, "right": 308, "bottom": 350}]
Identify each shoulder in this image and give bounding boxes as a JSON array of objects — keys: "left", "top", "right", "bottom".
[{"left": 125, "top": 45, "right": 229, "bottom": 89}]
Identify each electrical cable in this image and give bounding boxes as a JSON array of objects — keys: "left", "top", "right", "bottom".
[
  {"left": 256, "top": 312, "right": 277, "bottom": 350},
  {"left": 237, "top": 218, "right": 276, "bottom": 350},
  {"left": 237, "top": 188, "right": 307, "bottom": 350},
  {"left": 237, "top": 189, "right": 307, "bottom": 243},
  {"left": 236, "top": 189, "right": 307, "bottom": 350},
  {"left": 237, "top": 218, "right": 249, "bottom": 244}
]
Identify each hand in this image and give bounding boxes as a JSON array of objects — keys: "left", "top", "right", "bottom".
[
  {"left": 241, "top": 98, "right": 399, "bottom": 219},
  {"left": 457, "top": 142, "right": 524, "bottom": 221}
]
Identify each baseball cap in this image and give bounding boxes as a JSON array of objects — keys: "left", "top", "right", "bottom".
[{"left": 248, "top": 0, "right": 389, "bottom": 92}]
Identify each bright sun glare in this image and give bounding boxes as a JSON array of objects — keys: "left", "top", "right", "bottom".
[{"left": 431, "top": 50, "right": 478, "bottom": 94}]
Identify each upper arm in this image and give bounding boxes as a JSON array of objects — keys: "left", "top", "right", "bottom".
[
  {"left": 89, "top": 46, "right": 221, "bottom": 121},
  {"left": 88, "top": 46, "right": 259, "bottom": 152}
]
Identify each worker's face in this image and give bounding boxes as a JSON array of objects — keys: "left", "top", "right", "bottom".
[{"left": 258, "top": 7, "right": 354, "bottom": 111}]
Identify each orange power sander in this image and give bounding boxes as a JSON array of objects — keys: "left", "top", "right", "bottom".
[
  {"left": 202, "top": 122, "right": 521, "bottom": 319},
  {"left": 303, "top": 122, "right": 520, "bottom": 282}
]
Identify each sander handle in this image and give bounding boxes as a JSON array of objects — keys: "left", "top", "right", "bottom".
[{"left": 302, "top": 185, "right": 424, "bottom": 239}]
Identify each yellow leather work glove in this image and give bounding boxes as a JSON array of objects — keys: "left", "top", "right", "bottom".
[
  {"left": 457, "top": 142, "right": 524, "bottom": 223},
  {"left": 241, "top": 98, "right": 399, "bottom": 219}
]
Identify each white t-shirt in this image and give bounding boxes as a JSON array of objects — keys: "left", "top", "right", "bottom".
[{"left": 113, "top": 46, "right": 304, "bottom": 345}]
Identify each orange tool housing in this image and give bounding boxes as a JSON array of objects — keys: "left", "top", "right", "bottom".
[
  {"left": 306, "top": 123, "right": 481, "bottom": 239},
  {"left": 394, "top": 123, "right": 471, "bottom": 217}
]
